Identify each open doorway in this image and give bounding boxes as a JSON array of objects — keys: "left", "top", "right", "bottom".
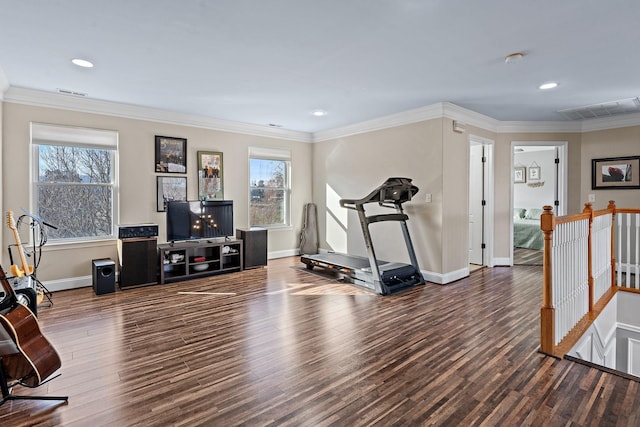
[
  {"left": 469, "top": 136, "right": 494, "bottom": 271},
  {"left": 511, "top": 141, "right": 567, "bottom": 265}
]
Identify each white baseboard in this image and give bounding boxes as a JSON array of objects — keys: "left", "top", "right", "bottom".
[
  {"left": 423, "top": 267, "right": 469, "bottom": 285},
  {"left": 268, "top": 249, "right": 300, "bottom": 259},
  {"left": 493, "top": 257, "right": 512, "bottom": 266},
  {"left": 41, "top": 275, "right": 92, "bottom": 292},
  {"left": 41, "top": 251, "right": 506, "bottom": 292}
]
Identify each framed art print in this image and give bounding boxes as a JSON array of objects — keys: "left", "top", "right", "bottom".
[
  {"left": 156, "top": 176, "right": 187, "bottom": 212},
  {"left": 514, "top": 166, "right": 526, "bottom": 183},
  {"left": 155, "top": 135, "right": 187, "bottom": 173},
  {"left": 591, "top": 156, "right": 640, "bottom": 189},
  {"left": 197, "top": 151, "right": 223, "bottom": 200}
]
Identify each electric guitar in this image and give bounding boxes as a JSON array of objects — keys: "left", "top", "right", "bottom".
[
  {"left": 0, "top": 265, "right": 62, "bottom": 387},
  {"left": 6, "top": 211, "right": 34, "bottom": 278}
]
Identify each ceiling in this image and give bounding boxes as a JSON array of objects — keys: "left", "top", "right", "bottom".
[{"left": 1, "top": 0, "right": 639, "bottom": 133}]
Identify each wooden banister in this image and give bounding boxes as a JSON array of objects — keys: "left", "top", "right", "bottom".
[
  {"left": 583, "top": 203, "right": 594, "bottom": 311},
  {"left": 540, "top": 205, "right": 555, "bottom": 355}
]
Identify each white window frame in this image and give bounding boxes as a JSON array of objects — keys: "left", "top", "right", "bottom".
[
  {"left": 30, "top": 123, "right": 119, "bottom": 243},
  {"left": 248, "top": 147, "right": 291, "bottom": 228}
]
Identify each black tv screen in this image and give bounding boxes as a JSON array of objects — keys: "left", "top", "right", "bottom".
[{"left": 166, "top": 200, "right": 233, "bottom": 242}]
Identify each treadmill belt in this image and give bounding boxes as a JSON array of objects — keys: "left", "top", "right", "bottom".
[{"left": 305, "top": 252, "right": 385, "bottom": 270}]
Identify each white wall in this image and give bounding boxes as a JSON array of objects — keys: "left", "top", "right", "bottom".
[
  {"left": 513, "top": 148, "right": 557, "bottom": 210},
  {"left": 1, "top": 102, "right": 313, "bottom": 283}
]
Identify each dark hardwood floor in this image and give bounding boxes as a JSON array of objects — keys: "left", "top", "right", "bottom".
[
  {"left": 513, "top": 247, "right": 543, "bottom": 266},
  {"left": 3, "top": 257, "right": 639, "bottom": 426}
]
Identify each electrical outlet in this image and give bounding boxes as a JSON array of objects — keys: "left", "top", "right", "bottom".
[{"left": 588, "top": 194, "right": 595, "bottom": 202}]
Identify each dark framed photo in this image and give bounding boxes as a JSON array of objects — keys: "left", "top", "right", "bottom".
[
  {"left": 591, "top": 156, "right": 640, "bottom": 190},
  {"left": 156, "top": 176, "right": 187, "bottom": 212},
  {"left": 514, "top": 166, "right": 526, "bottom": 183},
  {"left": 155, "top": 136, "right": 187, "bottom": 173},
  {"left": 197, "top": 151, "right": 223, "bottom": 200}
]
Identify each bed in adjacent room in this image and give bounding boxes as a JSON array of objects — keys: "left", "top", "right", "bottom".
[{"left": 514, "top": 208, "right": 543, "bottom": 250}]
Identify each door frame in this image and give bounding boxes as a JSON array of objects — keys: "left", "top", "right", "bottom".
[
  {"left": 468, "top": 135, "right": 495, "bottom": 268},
  {"left": 510, "top": 140, "right": 568, "bottom": 264}
]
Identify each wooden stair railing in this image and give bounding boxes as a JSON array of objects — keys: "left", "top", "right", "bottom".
[{"left": 539, "top": 201, "right": 619, "bottom": 357}]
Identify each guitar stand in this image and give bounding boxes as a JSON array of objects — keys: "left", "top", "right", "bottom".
[{"left": 0, "top": 358, "right": 68, "bottom": 406}]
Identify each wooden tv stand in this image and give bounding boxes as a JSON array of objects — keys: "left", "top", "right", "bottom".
[{"left": 157, "top": 239, "right": 243, "bottom": 284}]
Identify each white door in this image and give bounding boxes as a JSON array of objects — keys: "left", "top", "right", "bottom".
[{"left": 469, "top": 144, "right": 484, "bottom": 265}]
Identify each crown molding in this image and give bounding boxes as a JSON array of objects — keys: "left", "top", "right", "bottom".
[
  {"left": 579, "top": 111, "right": 640, "bottom": 133},
  {"left": 5, "top": 86, "right": 639, "bottom": 143},
  {"left": 441, "top": 102, "right": 501, "bottom": 132},
  {"left": 313, "top": 103, "right": 446, "bottom": 142},
  {"left": 3, "top": 86, "right": 313, "bottom": 143},
  {"left": 496, "top": 120, "right": 583, "bottom": 133},
  {"left": 0, "top": 67, "right": 9, "bottom": 100}
]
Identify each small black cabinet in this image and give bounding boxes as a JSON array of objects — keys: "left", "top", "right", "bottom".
[{"left": 236, "top": 228, "right": 267, "bottom": 269}]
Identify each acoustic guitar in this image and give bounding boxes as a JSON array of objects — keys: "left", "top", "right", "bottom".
[{"left": 0, "top": 265, "right": 61, "bottom": 387}]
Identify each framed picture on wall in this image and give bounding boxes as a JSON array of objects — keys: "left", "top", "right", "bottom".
[
  {"left": 514, "top": 166, "right": 526, "bottom": 183},
  {"left": 528, "top": 166, "right": 541, "bottom": 181},
  {"left": 197, "top": 151, "right": 223, "bottom": 200},
  {"left": 157, "top": 176, "right": 187, "bottom": 212},
  {"left": 591, "top": 156, "right": 640, "bottom": 189},
  {"left": 155, "top": 135, "right": 187, "bottom": 173}
]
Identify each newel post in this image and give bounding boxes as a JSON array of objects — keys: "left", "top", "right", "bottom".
[
  {"left": 608, "top": 200, "right": 617, "bottom": 287},
  {"left": 583, "top": 203, "right": 594, "bottom": 311},
  {"left": 540, "top": 205, "right": 556, "bottom": 355}
]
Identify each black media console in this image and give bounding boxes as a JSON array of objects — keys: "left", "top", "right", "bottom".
[{"left": 157, "top": 239, "right": 243, "bottom": 284}]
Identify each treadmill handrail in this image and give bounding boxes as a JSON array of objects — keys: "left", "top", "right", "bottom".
[
  {"left": 366, "top": 213, "right": 409, "bottom": 224},
  {"left": 339, "top": 177, "right": 418, "bottom": 210}
]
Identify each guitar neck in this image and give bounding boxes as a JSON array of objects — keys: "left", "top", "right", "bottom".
[{"left": 7, "top": 211, "right": 32, "bottom": 275}]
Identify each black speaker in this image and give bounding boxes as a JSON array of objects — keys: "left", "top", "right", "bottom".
[
  {"left": 118, "top": 238, "right": 157, "bottom": 288},
  {"left": 92, "top": 259, "right": 116, "bottom": 295},
  {"left": 236, "top": 228, "right": 267, "bottom": 269}
]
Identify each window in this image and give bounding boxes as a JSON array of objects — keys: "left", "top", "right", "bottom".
[
  {"left": 31, "top": 123, "right": 118, "bottom": 241},
  {"left": 249, "top": 147, "right": 291, "bottom": 227}
]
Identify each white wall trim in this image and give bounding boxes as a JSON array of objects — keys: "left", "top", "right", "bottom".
[
  {"left": 42, "top": 275, "right": 92, "bottom": 292},
  {"left": 580, "top": 112, "right": 640, "bottom": 132},
  {"left": 423, "top": 266, "right": 468, "bottom": 285},
  {"left": 493, "top": 257, "right": 512, "bottom": 266},
  {"left": 5, "top": 86, "right": 640, "bottom": 143},
  {"left": 268, "top": 249, "right": 300, "bottom": 259},
  {"left": 313, "top": 103, "right": 446, "bottom": 142},
  {"left": 4, "top": 86, "right": 313, "bottom": 143},
  {"left": 0, "top": 67, "right": 8, "bottom": 100}
]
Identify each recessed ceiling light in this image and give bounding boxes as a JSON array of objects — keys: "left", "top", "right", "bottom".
[
  {"left": 311, "top": 110, "right": 327, "bottom": 117},
  {"left": 72, "top": 58, "right": 94, "bottom": 68},
  {"left": 539, "top": 82, "right": 558, "bottom": 90}
]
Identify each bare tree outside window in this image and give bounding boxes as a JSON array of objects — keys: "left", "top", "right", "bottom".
[
  {"left": 36, "top": 145, "right": 114, "bottom": 239},
  {"left": 249, "top": 158, "right": 290, "bottom": 227}
]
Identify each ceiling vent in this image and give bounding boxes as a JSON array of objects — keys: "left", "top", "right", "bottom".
[
  {"left": 558, "top": 97, "right": 640, "bottom": 120},
  {"left": 57, "top": 88, "right": 87, "bottom": 97}
]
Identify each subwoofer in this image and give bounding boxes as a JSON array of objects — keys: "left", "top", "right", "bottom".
[{"left": 92, "top": 259, "right": 116, "bottom": 295}]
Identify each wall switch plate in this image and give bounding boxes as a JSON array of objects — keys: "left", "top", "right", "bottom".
[
  {"left": 425, "top": 193, "right": 432, "bottom": 203},
  {"left": 588, "top": 194, "right": 595, "bottom": 202}
]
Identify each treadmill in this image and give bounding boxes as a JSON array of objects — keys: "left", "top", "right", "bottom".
[{"left": 301, "top": 177, "right": 425, "bottom": 295}]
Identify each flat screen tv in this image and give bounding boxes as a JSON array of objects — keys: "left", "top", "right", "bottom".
[{"left": 166, "top": 200, "right": 233, "bottom": 242}]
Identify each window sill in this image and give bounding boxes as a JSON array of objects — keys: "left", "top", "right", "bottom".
[
  {"left": 41, "top": 238, "right": 117, "bottom": 252},
  {"left": 250, "top": 225, "right": 293, "bottom": 232}
]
